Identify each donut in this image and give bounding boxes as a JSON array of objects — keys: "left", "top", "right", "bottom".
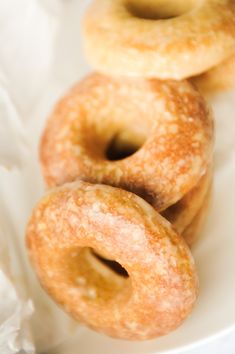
[
  {"left": 40, "top": 73, "right": 213, "bottom": 211},
  {"left": 191, "top": 53, "right": 235, "bottom": 96},
  {"left": 26, "top": 181, "right": 199, "bottom": 340},
  {"left": 83, "top": 0, "right": 235, "bottom": 79},
  {"left": 182, "top": 185, "right": 212, "bottom": 246},
  {"left": 162, "top": 167, "right": 212, "bottom": 234}
]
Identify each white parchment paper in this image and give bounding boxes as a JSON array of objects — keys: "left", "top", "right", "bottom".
[{"left": 0, "top": 1, "right": 84, "bottom": 352}]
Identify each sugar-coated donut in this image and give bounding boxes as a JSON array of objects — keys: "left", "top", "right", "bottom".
[
  {"left": 183, "top": 185, "right": 212, "bottom": 246},
  {"left": 26, "top": 181, "right": 199, "bottom": 340},
  {"left": 162, "top": 168, "right": 212, "bottom": 234},
  {"left": 40, "top": 73, "right": 213, "bottom": 211},
  {"left": 192, "top": 53, "right": 235, "bottom": 96},
  {"left": 83, "top": 0, "right": 235, "bottom": 79}
]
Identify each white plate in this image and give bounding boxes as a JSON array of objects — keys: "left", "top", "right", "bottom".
[{"left": 47, "top": 91, "right": 235, "bottom": 354}]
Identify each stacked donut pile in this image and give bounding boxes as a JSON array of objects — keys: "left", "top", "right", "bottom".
[{"left": 26, "top": 0, "right": 235, "bottom": 341}]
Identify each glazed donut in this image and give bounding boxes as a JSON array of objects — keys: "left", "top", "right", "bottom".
[
  {"left": 83, "top": 0, "right": 235, "bottom": 79},
  {"left": 192, "top": 53, "right": 235, "bottom": 96},
  {"left": 26, "top": 181, "right": 198, "bottom": 340},
  {"left": 182, "top": 185, "right": 212, "bottom": 246},
  {"left": 162, "top": 167, "right": 212, "bottom": 234},
  {"left": 40, "top": 73, "right": 213, "bottom": 211}
]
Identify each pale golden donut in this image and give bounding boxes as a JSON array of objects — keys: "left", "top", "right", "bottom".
[
  {"left": 26, "top": 181, "right": 198, "bottom": 340},
  {"left": 182, "top": 185, "right": 212, "bottom": 246},
  {"left": 83, "top": 0, "right": 235, "bottom": 79},
  {"left": 191, "top": 53, "right": 235, "bottom": 96},
  {"left": 162, "top": 167, "right": 212, "bottom": 234},
  {"left": 40, "top": 73, "right": 213, "bottom": 211}
]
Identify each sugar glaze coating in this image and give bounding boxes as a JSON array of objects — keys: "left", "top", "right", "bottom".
[
  {"left": 40, "top": 73, "right": 213, "bottom": 211},
  {"left": 83, "top": 0, "right": 235, "bottom": 79},
  {"left": 26, "top": 181, "right": 199, "bottom": 340}
]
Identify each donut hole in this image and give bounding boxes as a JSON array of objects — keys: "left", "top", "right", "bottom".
[
  {"left": 126, "top": 0, "right": 194, "bottom": 20},
  {"left": 91, "top": 250, "right": 129, "bottom": 278},
  {"left": 106, "top": 138, "right": 139, "bottom": 161},
  {"left": 106, "top": 132, "right": 145, "bottom": 161},
  {"left": 66, "top": 248, "right": 131, "bottom": 305}
]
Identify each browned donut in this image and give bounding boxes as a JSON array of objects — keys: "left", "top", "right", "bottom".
[
  {"left": 83, "top": 0, "right": 235, "bottom": 79},
  {"left": 26, "top": 181, "right": 199, "bottom": 340},
  {"left": 162, "top": 167, "right": 212, "bottom": 234},
  {"left": 183, "top": 184, "right": 212, "bottom": 246},
  {"left": 40, "top": 73, "right": 213, "bottom": 211},
  {"left": 191, "top": 53, "right": 235, "bottom": 96}
]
